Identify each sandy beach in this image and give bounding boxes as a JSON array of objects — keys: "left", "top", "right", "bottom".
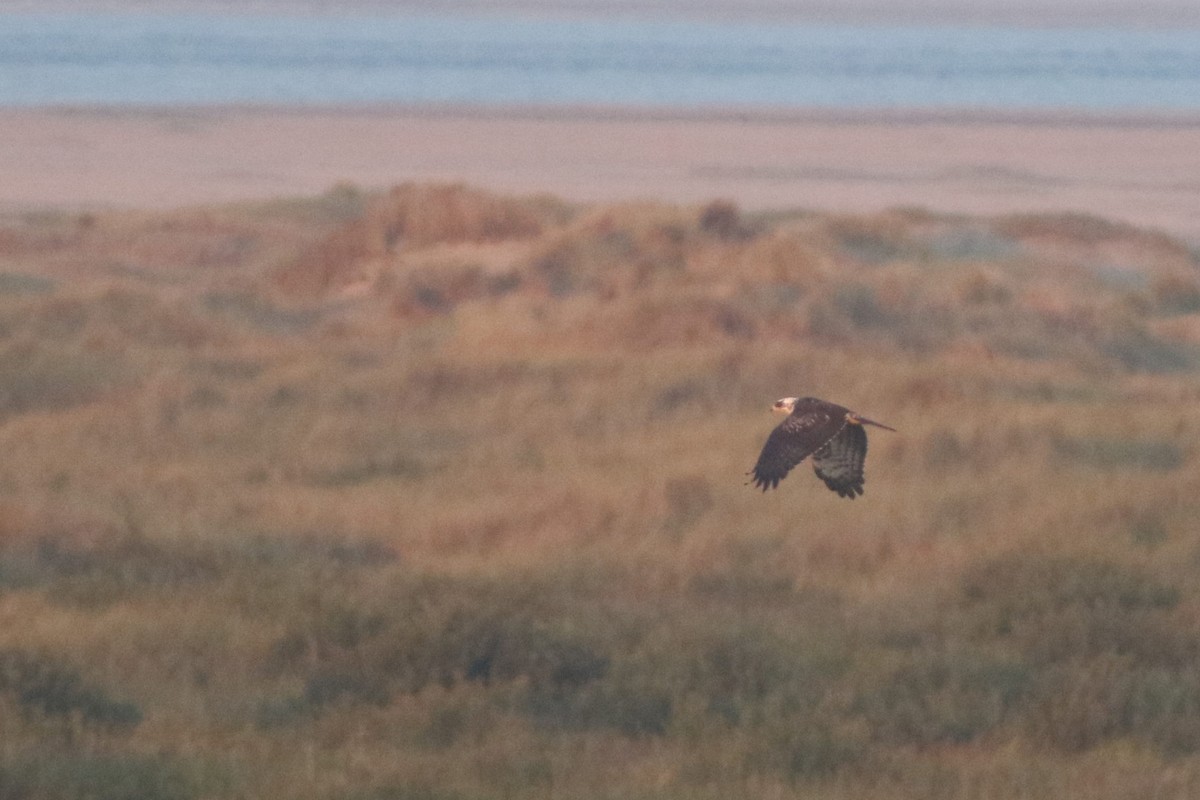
[{"left": 5, "top": 106, "right": 1200, "bottom": 241}]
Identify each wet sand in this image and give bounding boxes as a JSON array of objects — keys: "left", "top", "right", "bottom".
[{"left": 5, "top": 105, "right": 1200, "bottom": 240}]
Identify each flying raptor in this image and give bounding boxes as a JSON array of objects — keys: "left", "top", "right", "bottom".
[{"left": 748, "top": 396, "right": 895, "bottom": 498}]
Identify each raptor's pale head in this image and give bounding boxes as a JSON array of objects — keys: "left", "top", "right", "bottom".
[{"left": 772, "top": 397, "right": 798, "bottom": 414}]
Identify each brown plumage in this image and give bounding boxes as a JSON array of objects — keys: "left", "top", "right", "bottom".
[{"left": 748, "top": 396, "right": 895, "bottom": 498}]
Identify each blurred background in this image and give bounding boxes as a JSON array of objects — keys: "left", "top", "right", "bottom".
[{"left": 2, "top": 2, "right": 1200, "bottom": 799}]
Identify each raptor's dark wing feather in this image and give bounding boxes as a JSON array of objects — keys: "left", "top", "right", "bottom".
[
  {"left": 749, "top": 408, "right": 846, "bottom": 491},
  {"left": 812, "top": 422, "right": 868, "bottom": 498}
]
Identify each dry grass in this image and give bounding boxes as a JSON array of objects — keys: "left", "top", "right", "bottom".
[{"left": 0, "top": 184, "right": 1198, "bottom": 798}]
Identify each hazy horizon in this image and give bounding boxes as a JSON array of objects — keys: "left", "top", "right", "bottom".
[{"left": 2, "top": 0, "right": 1199, "bottom": 27}]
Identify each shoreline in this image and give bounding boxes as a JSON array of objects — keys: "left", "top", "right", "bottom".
[
  {"left": 41, "top": 102, "right": 1200, "bottom": 127},
  {"left": 6, "top": 104, "right": 1200, "bottom": 241}
]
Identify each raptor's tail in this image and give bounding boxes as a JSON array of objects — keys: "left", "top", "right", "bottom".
[{"left": 848, "top": 413, "right": 897, "bottom": 432}]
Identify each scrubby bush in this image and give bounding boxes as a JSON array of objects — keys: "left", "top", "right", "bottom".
[
  {"left": 957, "top": 556, "right": 1200, "bottom": 753},
  {"left": 0, "top": 533, "right": 219, "bottom": 607},
  {"left": 339, "top": 787, "right": 474, "bottom": 800},
  {"left": 1152, "top": 273, "right": 1200, "bottom": 314},
  {"left": 0, "top": 755, "right": 221, "bottom": 800},
  {"left": 0, "top": 649, "right": 142, "bottom": 731},
  {"left": 854, "top": 650, "right": 1030, "bottom": 745},
  {"left": 698, "top": 199, "right": 751, "bottom": 240},
  {"left": 1052, "top": 436, "right": 1185, "bottom": 471},
  {"left": 0, "top": 341, "right": 128, "bottom": 418},
  {"left": 262, "top": 590, "right": 611, "bottom": 723}
]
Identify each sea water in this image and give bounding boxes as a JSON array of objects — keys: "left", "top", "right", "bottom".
[{"left": 1, "top": 11, "right": 1198, "bottom": 109}]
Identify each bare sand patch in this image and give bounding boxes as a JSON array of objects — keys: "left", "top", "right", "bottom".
[{"left": 5, "top": 105, "right": 1200, "bottom": 241}]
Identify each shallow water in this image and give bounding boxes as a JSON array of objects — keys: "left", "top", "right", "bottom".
[{"left": 2, "top": 12, "right": 1199, "bottom": 109}]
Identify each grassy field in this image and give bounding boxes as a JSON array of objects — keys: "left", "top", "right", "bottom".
[{"left": 0, "top": 183, "right": 1199, "bottom": 798}]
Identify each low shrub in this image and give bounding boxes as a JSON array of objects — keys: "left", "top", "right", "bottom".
[
  {"left": 855, "top": 650, "right": 1031, "bottom": 745},
  {"left": 0, "top": 649, "right": 142, "bottom": 731},
  {"left": 263, "top": 591, "right": 611, "bottom": 723},
  {"left": 0, "top": 754, "right": 222, "bottom": 800},
  {"left": 1052, "top": 436, "right": 1185, "bottom": 471},
  {"left": 0, "top": 341, "right": 128, "bottom": 418},
  {"left": 523, "top": 677, "right": 673, "bottom": 736}
]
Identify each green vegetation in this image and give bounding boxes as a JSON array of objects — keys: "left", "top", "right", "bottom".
[{"left": 0, "top": 184, "right": 1197, "bottom": 797}]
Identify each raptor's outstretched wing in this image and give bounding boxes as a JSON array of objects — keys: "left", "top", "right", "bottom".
[{"left": 812, "top": 422, "right": 868, "bottom": 498}]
